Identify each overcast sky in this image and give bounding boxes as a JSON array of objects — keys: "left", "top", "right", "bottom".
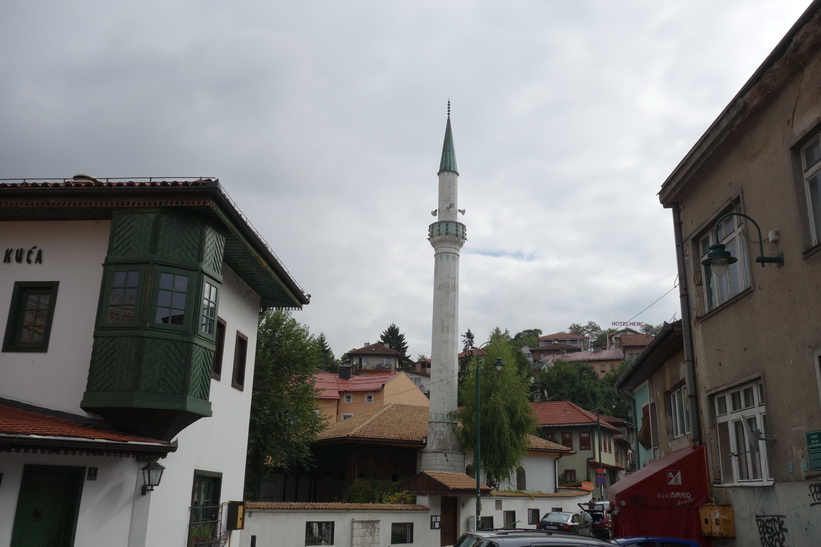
[{"left": 1, "top": 1, "right": 813, "bottom": 359}]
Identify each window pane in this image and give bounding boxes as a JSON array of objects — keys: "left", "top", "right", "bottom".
[
  {"left": 717, "top": 395, "right": 727, "bottom": 415},
  {"left": 808, "top": 173, "right": 821, "bottom": 243},
  {"left": 155, "top": 272, "right": 188, "bottom": 326},
  {"left": 159, "top": 272, "right": 174, "bottom": 290},
  {"left": 717, "top": 421, "right": 733, "bottom": 483},
  {"left": 731, "top": 391, "right": 742, "bottom": 411},
  {"left": 743, "top": 387, "right": 754, "bottom": 408},
  {"left": 107, "top": 270, "right": 140, "bottom": 324},
  {"left": 803, "top": 138, "right": 821, "bottom": 168}
]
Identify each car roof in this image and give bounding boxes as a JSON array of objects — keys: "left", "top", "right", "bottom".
[
  {"left": 456, "top": 529, "right": 615, "bottom": 546},
  {"left": 614, "top": 536, "right": 699, "bottom": 546}
]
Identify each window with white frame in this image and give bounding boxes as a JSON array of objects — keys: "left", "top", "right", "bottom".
[
  {"left": 670, "top": 384, "right": 691, "bottom": 438},
  {"left": 713, "top": 379, "right": 771, "bottom": 484},
  {"left": 699, "top": 211, "right": 750, "bottom": 311},
  {"left": 341, "top": 413, "right": 353, "bottom": 421},
  {"left": 801, "top": 132, "right": 821, "bottom": 246},
  {"left": 365, "top": 394, "right": 374, "bottom": 403},
  {"left": 343, "top": 394, "right": 352, "bottom": 403}
]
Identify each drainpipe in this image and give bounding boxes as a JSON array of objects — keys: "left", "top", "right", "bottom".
[{"left": 672, "top": 202, "right": 701, "bottom": 445}]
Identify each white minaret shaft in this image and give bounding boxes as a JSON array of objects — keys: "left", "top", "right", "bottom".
[{"left": 420, "top": 103, "right": 467, "bottom": 473}]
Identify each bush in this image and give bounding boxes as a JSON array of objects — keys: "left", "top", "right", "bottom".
[{"left": 347, "top": 478, "right": 415, "bottom": 504}]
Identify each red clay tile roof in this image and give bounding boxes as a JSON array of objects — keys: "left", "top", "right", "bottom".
[
  {"left": 315, "top": 403, "right": 428, "bottom": 445},
  {"left": 313, "top": 372, "right": 399, "bottom": 399},
  {"left": 531, "top": 401, "right": 620, "bottom": 432},
  {"left": 246, "top": 502, "right": 430, "bottom": 512},
  {"left": 619, "top": 334, "right": 654, "bottom": 347},
  {"left": 0, "top": 402, "right": 175, "bottom": 456},
  {"left": 540, "top": 332, "right": 588, "bottom": 341},
  {"left": 399, "top": 470, "right": 491, "bottom": 495},
  {"left": 546, "top": 349, "right": 623, "bottom": 362},
  {"left": 526, "top": 434, "right": 573, "bottom": 453},
  {"left": 348, "top": 343, "right": 402, "bottom": 356}
]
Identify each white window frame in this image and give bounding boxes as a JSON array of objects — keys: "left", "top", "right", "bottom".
[
  {"left": 341, "top": 413, "right": 353, "bottom": 421},
  {"left": 801, "top": 132, "right": 821, "bottom": 246},
  {"left": 699, "top": 211, "right": 751, "bottom": 311},
  {"left": 670, "top": 384, "right": 691, "bottom": 438},
  {"left": 343, "top": 394, "right": 352, "bottom": 403},
  {"left": 365, "top": 394, "right": 374, "bottom": 403},
  {"left": 713, "top": 379, "right": 771, "bottom": 485}
]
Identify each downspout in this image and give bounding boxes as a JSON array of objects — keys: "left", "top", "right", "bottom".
[{"left": 672, "top": 202, "right": 701, "bottom": 445}]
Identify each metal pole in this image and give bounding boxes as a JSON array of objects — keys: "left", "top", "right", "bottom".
[
  {"left": 475, "top": 355, "right": 481, "bottom": 529},
  {"left": 597, "top": 408, "right": 603, "bottom": 500}
]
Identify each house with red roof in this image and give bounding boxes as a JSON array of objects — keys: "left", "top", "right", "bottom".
[
  {"left": 346, "top": 342, "right": 403, "bottom": 374},
  {"left": 0, "top": 176, "right": 308, "bottom": 547},
  {"left": 542, "top": 348, "right": 625, "bottom": 378},
  {"left": 313, "top": 370, "right": 429, "bottom": 423},
  {"left": 531, "top": 401, "right": 622, "bottom": 498}
]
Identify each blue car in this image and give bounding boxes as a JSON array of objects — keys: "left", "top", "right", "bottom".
[{"left": 614, "top": 537, "right": 700, "bottom": 547}]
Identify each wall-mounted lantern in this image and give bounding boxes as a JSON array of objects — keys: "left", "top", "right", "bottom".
[
  {"left": 701, "top": 212, "right": 783, "bottom": 277},
  {"left": 141, "top": 461, "right": 165, "bottom": 495}
]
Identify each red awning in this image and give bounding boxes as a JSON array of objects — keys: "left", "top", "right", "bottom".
[
  {"left": 607, "top": 445, "right": 708, "bottom": 509},
  {"left": 606, "top": 446, "right": 710, "bottom": 543}
]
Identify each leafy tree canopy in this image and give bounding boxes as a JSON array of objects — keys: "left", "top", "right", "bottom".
[
  {"left": 567, "top": 321, "right": 608, "bottom": 348},
  {"left": 533, "top": 360, "right": 601, "bottom": 410},
  {"left": 458, "top": 334, "right": 536, "bottom": 487},
  {"left": 246, "top": 310, "right": 326, "bottom": 499},
  {"left": 379, "top": 323, "right": 412, "bottom": 369},
  {"left": 641, "top": 322, "right": 664, "bottom": 336},
  {"left": 512, "top": 328, "right": 542, "bottom": 348}
]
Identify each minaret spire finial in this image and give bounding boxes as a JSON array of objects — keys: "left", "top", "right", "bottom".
[{"left": 439, "top": 102, "right": 458, "bottom": 174}]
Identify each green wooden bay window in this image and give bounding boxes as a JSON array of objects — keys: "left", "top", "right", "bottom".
[{"left": 82, "top": 211, "right": 226, "bottom": 441}]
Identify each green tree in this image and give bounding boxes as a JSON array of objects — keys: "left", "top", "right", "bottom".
[
  {"left": 512, "top": 328, "right": 542, "bottom": 348},
  {"left": 533, "top": 360, "right": 601, "bottom": 410},
  {"left": 641, "top": 322, "right": 664, "bottom": 336},
  {"left": 317, "top": 332, "right": 338, "bottom": 372},
  {"left": 379, "top": 323, "right": 412, "bottom": 370},
  {"left": 567, "top": 321, "right": 607, "bottom": 348},
  {"left": 458, "top": 335, "right": 536, "bottom": 487},
  {"left": 599, "top": 361, "right": 632, "bottom": 420},
  {"left": 246, "top": 310, "right": 326, "bottom": 500},
  {"left": 462, "top": 328, "right": 476, "bottom": 353}
]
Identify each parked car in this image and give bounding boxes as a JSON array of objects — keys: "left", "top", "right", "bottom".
[
  {"left": 578, "top": 501, "right": 613, "bottom": 539},
  {"left": 452, "top": 528, "right": 616, "bottom": 547},
  {"left": 614, "top": 537, "right": 701, "bottom": 547},
  {"left": 536, "top": 511, "right": 593, "bottom": 536}
]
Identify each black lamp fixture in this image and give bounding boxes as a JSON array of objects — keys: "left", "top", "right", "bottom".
[
  {"left": 701, "top": 212, "right": 783, "bottom": 276},
  {"left": 472, "top": 341, "right": 504, "bottom": 529},
  {"left": 141, "top": 461, "right": 165, "bottom": 495}
]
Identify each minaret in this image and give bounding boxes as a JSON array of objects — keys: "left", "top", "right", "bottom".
[{"left": 419, "top": 103, "right": 467, "bottom": 473}]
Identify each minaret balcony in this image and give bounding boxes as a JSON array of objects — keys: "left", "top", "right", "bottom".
[{"left": 428, "top": 221, "right": 467, "bottom": 240}]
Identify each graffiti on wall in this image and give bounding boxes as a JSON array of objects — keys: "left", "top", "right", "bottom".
[
  {"left": 809, "top": 482, "right": 821, "bottom": 507},
  {"left": 755, "top": 514, "right": 788, "bottom": 547}
]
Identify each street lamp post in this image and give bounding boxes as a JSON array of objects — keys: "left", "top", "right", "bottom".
[{"left": 473, "top": 342, "right": 504, "bottom": 530}]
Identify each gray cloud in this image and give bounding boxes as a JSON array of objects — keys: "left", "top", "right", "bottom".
[{"left": 0, "top": 0, "right": 812, "bottom": 357}]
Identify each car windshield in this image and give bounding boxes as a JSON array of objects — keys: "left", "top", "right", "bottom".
[{"left": 544, "top": 513, "right": 571, "bottom": 522}]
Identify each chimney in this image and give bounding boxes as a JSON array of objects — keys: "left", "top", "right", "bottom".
[{"left": 339, "top": 361, "right": 352, "bottom": 380}]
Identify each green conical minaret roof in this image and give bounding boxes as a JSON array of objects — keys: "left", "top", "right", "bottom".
[{"left": 438, "top": 102, "right": 458, "bottom": 175}]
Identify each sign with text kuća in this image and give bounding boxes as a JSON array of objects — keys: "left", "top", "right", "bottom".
[{"left": 4, "top": 246, "right": 43, "bottom": 264}]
